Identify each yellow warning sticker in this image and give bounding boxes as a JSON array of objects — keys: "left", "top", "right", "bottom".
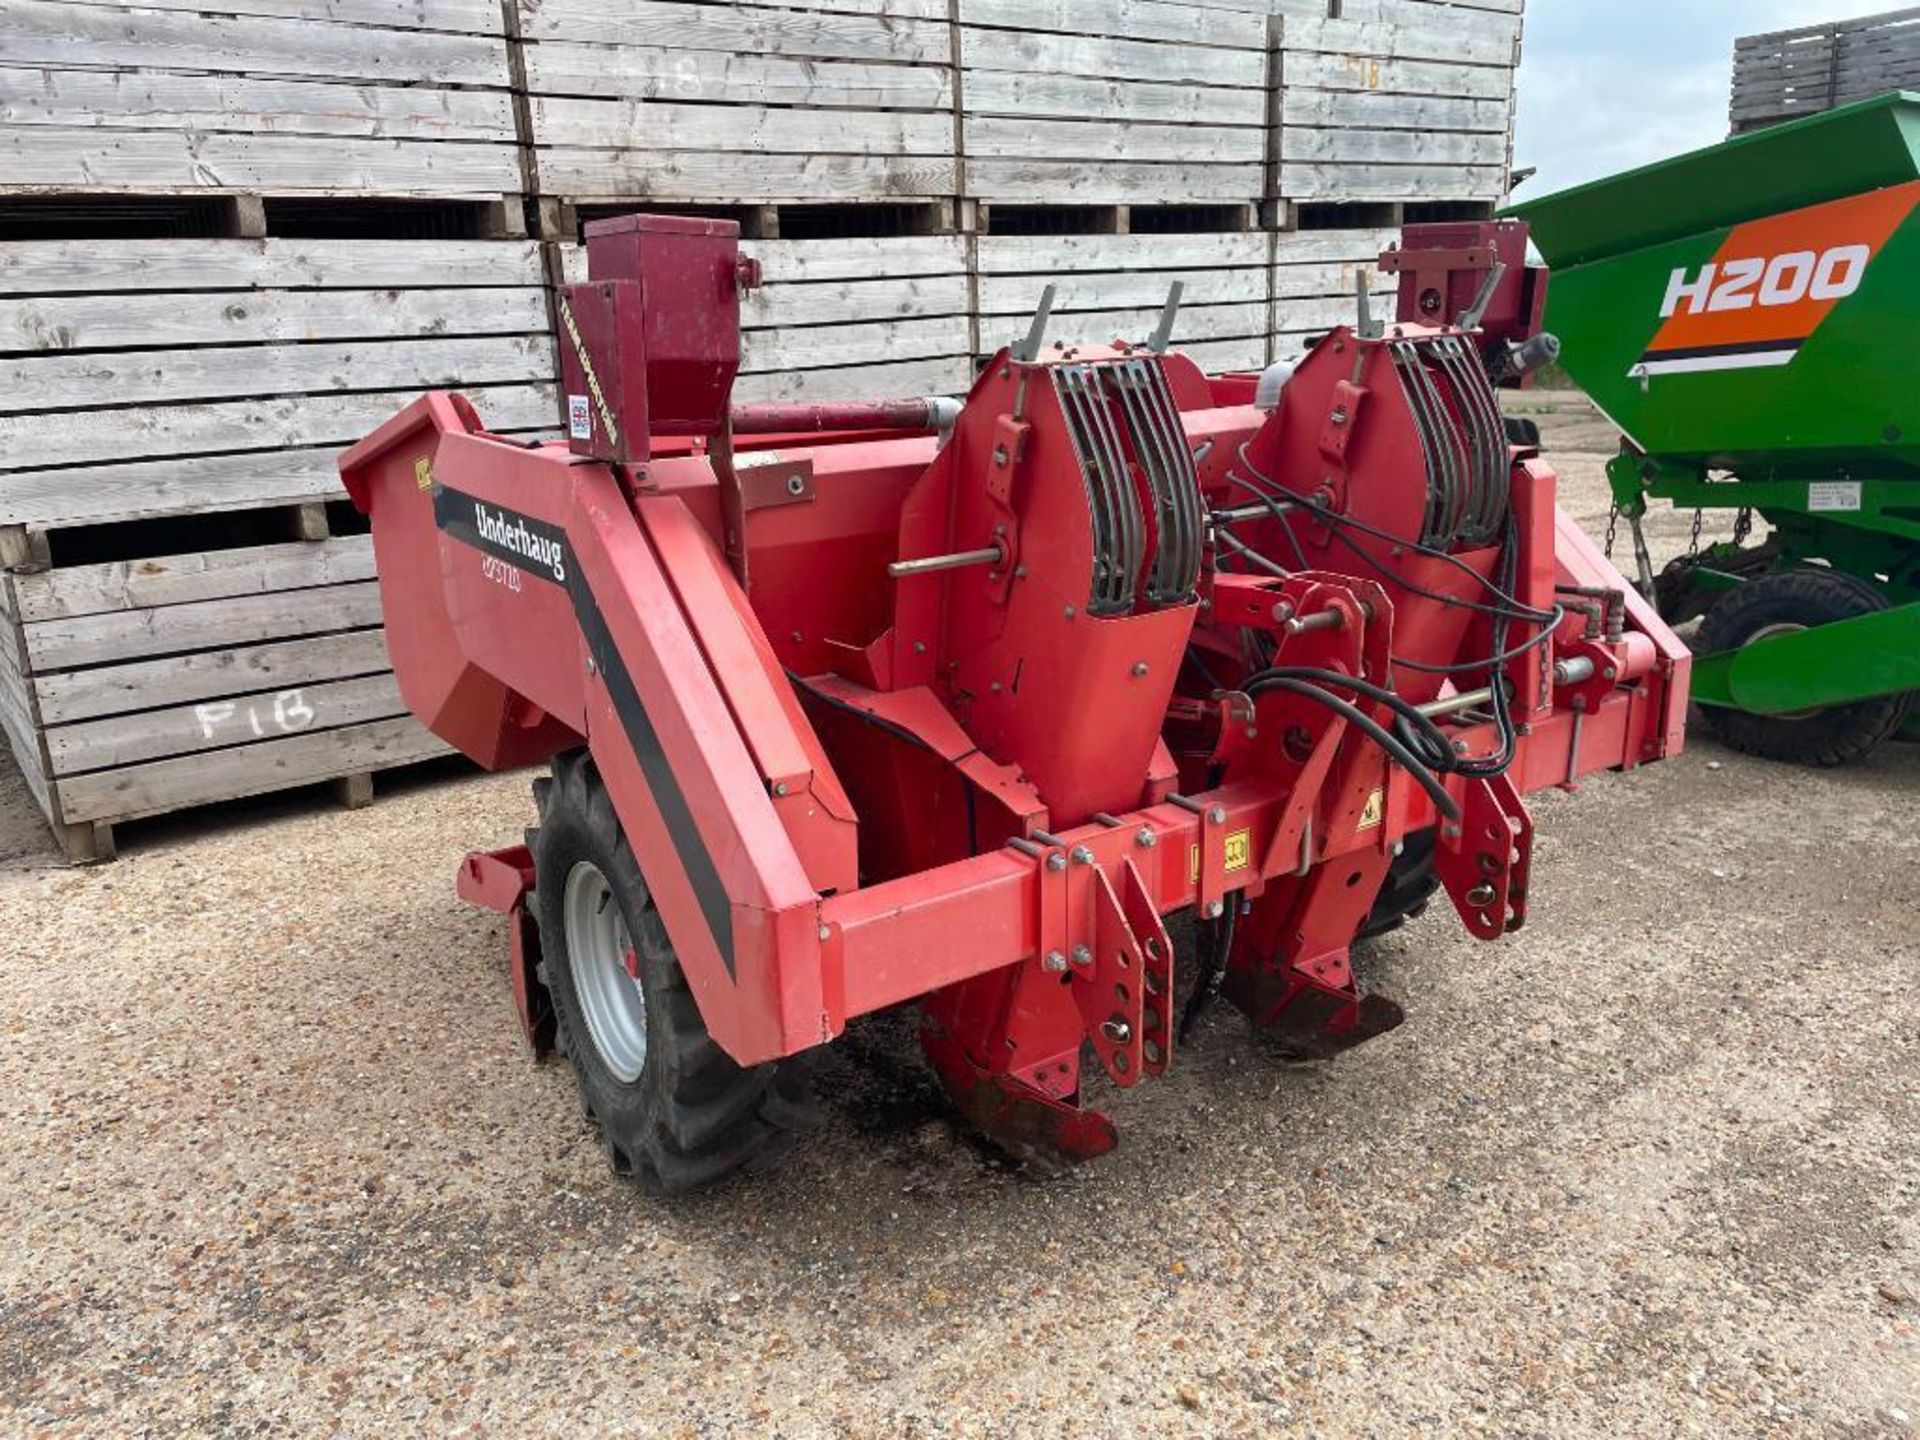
[
  {"left": 1224, "top": 829, "right": 1252, "bottom": 873},
  {"left": 1358, "top": 788, "right": 1385, "bottom": 831},
  {"left": 414, "top": 455, "right": 434, "bottom": 491}
]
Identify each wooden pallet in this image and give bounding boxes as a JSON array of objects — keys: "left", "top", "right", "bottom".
[
  {"left": 517, "top": 0, "right": 957, "bottom": 204},
  {"left": 1276, "top": 1, "right": 1519, "bottom": 204},
  {"left": 956, "top": 0, "right": 1271, "bottom": 206},
  {"left": 0, "top": 0, "right": 523, "bottom": 199},
  {"left": 0, "top": 508, "right": 450, "bottom": 863}
]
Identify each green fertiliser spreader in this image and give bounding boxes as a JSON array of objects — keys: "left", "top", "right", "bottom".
[{"left": 1506, "top": 92, "right": 1920, "bottom": 766}]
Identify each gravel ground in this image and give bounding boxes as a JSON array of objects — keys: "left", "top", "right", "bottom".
[{"left": 1, "top": 403, "right": 1915, "bottom": 1438}]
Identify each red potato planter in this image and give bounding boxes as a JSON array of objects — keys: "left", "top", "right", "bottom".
[{"left": 343, "top": 216, "right": 1687, "bottom": 1191}]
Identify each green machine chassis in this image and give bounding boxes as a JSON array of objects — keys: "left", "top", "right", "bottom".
[{"left": 1510, "top": 93, "right": 1920, "bottom": 761}]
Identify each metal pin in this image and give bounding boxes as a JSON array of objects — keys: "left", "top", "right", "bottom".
[
  {"left": 1013, "top": 284, "right": 1057, "bottom": 363},
  {"left": 889, "top": 542, "right": 1006, "bottom": 579},
  {"left": 1147, "top": 281, "right": 1185, "bottom": 354}
]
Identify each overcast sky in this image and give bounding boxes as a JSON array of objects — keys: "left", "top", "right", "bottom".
[{"left": 1513, "top": 0, "right": 1907, "bottom": 200}]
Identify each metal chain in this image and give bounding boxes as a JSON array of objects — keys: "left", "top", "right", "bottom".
[
  {"left": 1604, "top": 502, "right": 1620, "bottom": 560},
  {"left": 1733, "top": 505, "right": 1754, "bottom": 546},
  {"left": 1687, "top": 507, "right": 1705, "bottom": 559}
]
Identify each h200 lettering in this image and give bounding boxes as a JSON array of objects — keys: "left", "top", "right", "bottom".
[{"left": 1661, "top": 245, "right": 1872, "bottom": 317}]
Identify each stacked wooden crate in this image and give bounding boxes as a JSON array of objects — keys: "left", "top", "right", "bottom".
[
  {"left": 0, "top": 0, "right": 525, "bottom": 199},
  {"left": 955, "top": 0, "right": 1271, "bottom": 209},
  {"left": 1732, "top": 9, "right": 1920, "bottom": 133},
  {"left": 519, "top": 0, "right": 967, "bottom": 402},
  {"left": 1275, "top": 0, "right": 1521, "bottom": 206},
  {"left": 0, "top": 0, "right": 555, "bottom": 860},
  {"left": 0, "top": 0, "right": 1528, "bottom": 861}
]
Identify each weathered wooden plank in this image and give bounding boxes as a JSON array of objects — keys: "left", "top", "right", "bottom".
[
  {"left": 0, "top": 127, "right": 522, "bottom": 197},
  {"left": 519, "top": 0, "right": 950, "bottom": 62},
  {"left": 1281, "top": 127, "right": 1508, "bottom": 166},
  {"left": 0, "top": 383, "right": 558, "bottom": 472},
  {"left": 978, "top": 232, "right": 1270, "bottom": 273},
  {"left": 45, "top": 332, "right": 550, "bottom": 412},
  {"left": 958, "top": 27, "right": 1268, "bottom": 86},
  {"left": 741, "top": 316, "right": 971, "bottom": 373},
  {"left": 1280, "top": 87, "right": 1511, "bottom": 132},
  {"left": 957, "top": 0, "right": 1269, "bottom": 49},
  {"left": 1274, "top": 293, "right": 1399, "bottom": 334},
  {"left": 1283, "top": 13, "right": 1519, "bottom": 66},
  {"left": 963, "top": 157, "right": 1264, "bottom": 204},
  {"left": 731, "top": 354, "right": 975, "bottom": 405},
  {"left": 0, "top": 641, "right": 54, "bottom": 820},
  {"left": 1332, "top": 0, "right": 1524, "bottom": 41},
  {"left": 0, "top": 449, "right": 346, "bottom": 531},
  {"left": 1274, "top": 229, "right": 1401, "bottom": 266},
  {"left": 0, "top": 68, "right": 516, "bottom": 141},
  {"left": 11, "top": 537, "right": 374, "bottom": 623},
  {"left": 530, "top": 97, "right": 953, "bottom": 155},
  {"left": 533, "top": 148, "right": 954, "bottom": 201},
  {"left": 0, "top": 286, "right": 550, "bottom": 352},
  {"left": 34, "top": 627, "right": 396, "bottom": 724},
  {"left": 50, "top": 0, "right": 506, "bottom": 34},
  {"left": 965, "top": 115, "right": 1264, "bottom": 165},
  {"left": 979, "top": 266, "right": 1269, "bottom": 314},
  {"left": 963, "top": 69, "right": 1264, "bottom": 126},
  {"left": 47, "top": 671, "right": 408, "bottom": 776},
  {"left": 522, "top": 42, "right": 954, "bottom": 109},
  {"left": 1273, "top": 259, "right": 1395, "bottom": 300},
  {"left": 54, "top": 713, "right": 450, "bottom": 824},
  {"left": 1, "top": 334, "right": 553, "bottom": 413},
  {"left": 1277, "top": 161, "right": 1509, "bottom": 201},
  {"left": 0, "top": 0, "right": 512, "bottom": 86},
  {"left": 558, "top": 236, "right": 965, "bottom": 288},
  {"left": 26, "top": 580, "right": 386, "bottom": 670},
  {"left": 744, "top": 274, "right": 971, "bottom": 328},
  {"left": 0, "top": 238, "right": 546, "bottom": 296},
  {"left": 1282, "top": 50, "right": 1513, "bottom": 100}
]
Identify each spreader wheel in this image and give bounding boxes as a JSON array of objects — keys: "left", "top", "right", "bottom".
[
  {"left": 1694, "top": 568, "right": 1912, "bottom": 768},
  {"left": 531, "top": 751, "right": 813, "bottom": 1192}
]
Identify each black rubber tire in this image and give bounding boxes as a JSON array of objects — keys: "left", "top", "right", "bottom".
[
  {"left": 530, "top": 751, "right": 813, "bottom": 1193},
  {"left": 1693, "top": 568, "right": 1912, "bottom": 768},
  {"left": 1359, "top": 828, "right": 1439, "bottom": 941}
]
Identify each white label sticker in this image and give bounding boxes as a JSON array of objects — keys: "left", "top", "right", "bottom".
[
  {"left": 1808, "top": 481, "right": 1862, "bottom": 513},
  {"left": 567, "top": 394, "right": 592, "bottom": 440}
]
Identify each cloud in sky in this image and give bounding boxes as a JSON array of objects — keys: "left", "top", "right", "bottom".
[{"left": 1513, "top": 0, "right": 1907, "bottom": 200}]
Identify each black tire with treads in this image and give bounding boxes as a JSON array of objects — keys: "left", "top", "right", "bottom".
[
  {"left": 531, "top": 750, "right": 814, "bottom": 1193},
  {"left": 1359, "top": 828, "right": 1439, "bottom": 941},
  {"left": 1693, "top": 568, "right": 1911, "bottom": 768}
]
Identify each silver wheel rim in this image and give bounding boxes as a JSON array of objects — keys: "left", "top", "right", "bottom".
[
  {"left": 1744, "top": 620, "right": 1820, "bottom": 721},
  {"left": 563, "top": 860, "right": 648, "bottom": 1083}
]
